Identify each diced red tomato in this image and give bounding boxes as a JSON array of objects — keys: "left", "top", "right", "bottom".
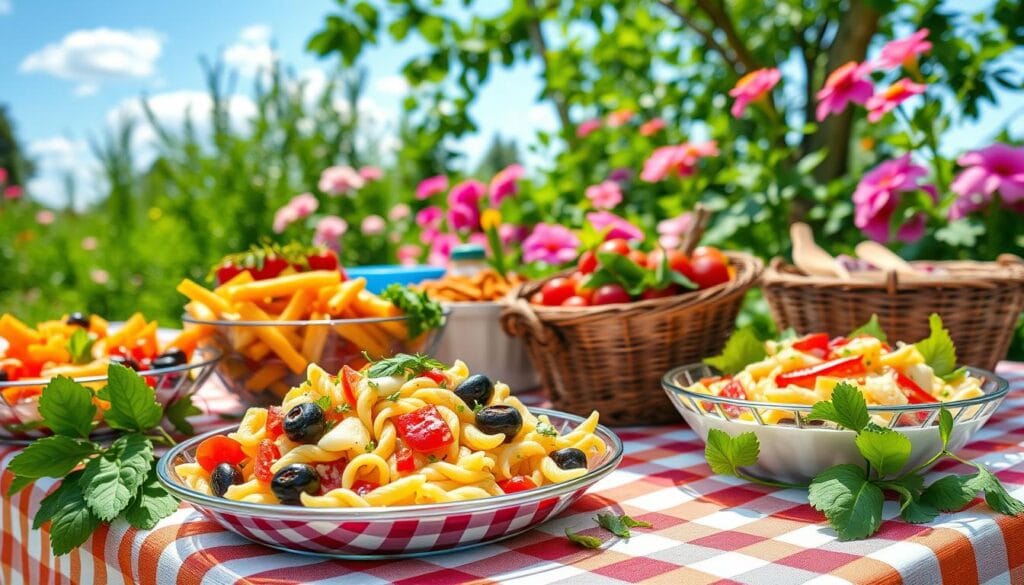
[
  {"left": 254, "top": 439, "right": 281, "bottom": 482},
  {"left": 775, "top": 355, "right": 866, "bottom": 389},
  {"left": 315, "top": 458, "right": 349, "bottom": 493},
  {"left": 498, "top": 475, "right": 537, "bottom": 494},
  {"left": 251, "top": 257, "right": 289, "bottom": 280},
  {"left": 420, "top": 369, "right": 446, "bottom": 385},
  {"left": 894, "top": 371, "right": 936, "bottom": 404},
  {"left": 578, "top": 250, "right": 598, "bottom": 274},
  {"left": 718, "top": 379, "right": 747, "bottom": 417},
  {"left": 196, "top": 436, "right": 247, "bottom": 472},
  {"left": 306, "top": 249, "right": 339, "bottom": 272},
  {"left": 792, "top": 333, "right": 830, "bottom": 358},
  {"left": 340, "top": 365, "right": 361, "bottom": 406},
  {"left": 265, "top": 406, "right": 284, "bottom": 440},
  {"left": 393, "top": 405, "right": 454, "bottom": 453},
  {"left": 215, "top": 262, "right": 244, "bottom": 285},
  {"left": 541, "top": 277, "right": 576, "bottom": 306},
  {"left": 352, "top": 480, "right": 378, "bottom": 496},
  {"left": 396, "top": 446, "right": 415, "bottom": 473}
]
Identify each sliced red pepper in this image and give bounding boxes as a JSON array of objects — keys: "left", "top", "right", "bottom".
[
  {"left": 254, "top": 439, "right": 280, "bottom": 482},
  {"left": 393, "top": 405, "right": 454, "bottom": 453},
  {"left": 775, "top": 355, "right": 866, "bottom": 389},
  {"left": 265, "top": 406, "right": 284, "bottom": 441},
  {"left": 351, "top": 480, "right": 378, "bottom": 496},
  {"left": 340, "top": 365, "right": 360, "bottom": 406},
  {"left": 315, "top": 458, "right": 348, "bottom": 493},
  {"left": 196, "top": 436, "right": 247, "bottom": 472},
  {"left": 894, "top": 371, "right": 935, "bottom": 404},
  {"left": 395, "top": 446, "right": 415, "bottom": 473},
  {"left": 498, "top": 475, "right": 537, "bottom": 494},
  {"left": 792, "top": 333, "right": 829, "bottom": 358},
  {"left": 421, "top": 369, "right": 446, "bottom": 385}
]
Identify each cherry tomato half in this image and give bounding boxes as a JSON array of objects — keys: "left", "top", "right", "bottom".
[
  {"left": 498, "top": 475, "right": 537, "bottom": 494},
  {"left": 254, "top": 439, "right": 280, "bottom": 482},
  {"left": 196, "top": 436, "right": 247, "bottom": 473}
]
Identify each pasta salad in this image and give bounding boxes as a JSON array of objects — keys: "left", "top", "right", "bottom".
[{"left": 177, "top": 355, "right": 606, "bottom": 507}]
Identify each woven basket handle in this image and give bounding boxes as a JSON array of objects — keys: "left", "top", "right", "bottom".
[{"left": 500, "top": 298, "right": 558, "bottom": 348}]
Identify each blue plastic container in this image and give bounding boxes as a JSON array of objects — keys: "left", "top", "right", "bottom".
[{"left": 345, "top": 264, "right": 446, "bottom": 293}]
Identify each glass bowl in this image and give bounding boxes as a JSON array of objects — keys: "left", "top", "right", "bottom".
[
  {"left": 182, "top": 313, "right": 448, "bottom": 406},
  {"left": 156, "top": 407, "right": 623, "bottom": 559},
  {"left": 662, "top": 363, "right": 1009, "bottom": 484},
  {"left": 0, "top": 345, "right": 221, "bottom": 441}
]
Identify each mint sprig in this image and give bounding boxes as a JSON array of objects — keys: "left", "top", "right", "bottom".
[
  {"left": 703, "top": 327, "right": 767, "bottom": 375},
  {"left": 705, "top": 382, "right": 1024, "bottom": 540},
  {"left": 366, "top": 352, "right": 447, "bottom": 378},
  {"left": 66, "top": 329, "right": 96, "bottom": 365},
  {"left": 379, "top": 284, "right": 445, "bottom": 338},
  {"left": 7, "top": 365, "right": 185, "bottom": 555},
  {"left": 915, "top": 313, "right": 957, "bottom": 378},
  {"left": 582, "top": 250, "right": 695, "bottom": 297}
]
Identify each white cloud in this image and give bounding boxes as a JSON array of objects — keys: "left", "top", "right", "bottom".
[
  {"left": 239, "top": 24, "right": 271, "bottom": 44},
  {"left": 223, "top": 24, "right": 276, "bottom": 78},
  {"left": 527, "top": 104, "right": 557, "bottom": 129},
  {"left": 0, "top": 0, "right": 11, "bottom": 15},
  {"left": 373, "top": 74, "right": 409, "bottom": 96},
  {"left": 20, "top": 28, "right": 163, "bottom": 95},
  {"left": 26, "top": 137, "right": 94, "bottom": 208}
]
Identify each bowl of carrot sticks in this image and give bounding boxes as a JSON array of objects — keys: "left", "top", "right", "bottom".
[{"left": 176, "top": 244, "right": 448, "bottom": 406}]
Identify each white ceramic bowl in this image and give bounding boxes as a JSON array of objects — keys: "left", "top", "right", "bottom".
[
  {"left": 433, "top": 301, "right": 538, "bottom": 391},
  {"left": 662, "top": 363, "right": 1009, "bottom": 484}
]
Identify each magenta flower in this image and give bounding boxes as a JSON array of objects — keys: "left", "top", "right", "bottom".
[
  {"left": 4, "top": 185, "right": 23, "bottom": 200},
  {"left": 816, "top": 61, "right": 874, "bottom": 121},
  {"left": 388, "top": 203, "right": 411, "bottom": 222},
  {"left": 586, "top": 211, "right": 644, "bottom": 242},
  {"left": 489, "top": 163, "right": 524, "bottom": 206},
  {"left": 608, "top": 167, "right": 633, "bottom": 183},
  {"left": 656, "top": 212, "right": 694, "bottom": 249},
  {"left": 522, "top": 223, "right": 581, "bottom": 265},
  {"left": 866, "top": 79, "right": 926, "bottom": 122},
  {"left": 606, "top": 109, "right": 635, "bottom": 128},
  {"left": 397, "top": 244, "right": 422, "bottom": 266},
  {"left": 0, "top": 168, "right": 7, "bottom": 184},
  {"left": 313, "top": 215, "right": 348, "bottom": 248},
  {"left": 499, "top": 223, "right": 529, "bottom": 246},
  {"left": 415, "top": 206, "right": 443, "bottom": 230},
  {"left": 416, "top": 175, "right": 448, "bottom": 200},
  {"left": 576, "top": 118, "right": 601, "bottom": 138},
  {"left": 949, "top": 143, "right": 1024, "bottom": 219},
  {"left": 358, "top": 166, "right": 383, "bottom": 181},
  {"left": 585, "top": 181, "right": 623, "bottom": 210},
  {"left": 447, "top": 204, "right": 480, "bottom": 233},
  {"left": 449, "top": 179, "right": 485, "bottom": 207},
  {"left": 361, "top": 214, "right": 386, "bottom": 236},
  {"left": 318, "top": 165, "right": 365, "bottom": 196},
  {"left": 639, "top": 118, "right": 666, "bottom": 137},
  {"left": 875, "top": 29, "right": 932, "bottom": 70},
  {"left": 729, "top": 68, "right": 782, "bottom": 118},
  {"left": 427, "top": 233, "right": 459, "bottom": 266},
  {"left": 640, "top": 142, "right": 719, "bottom": 182},
  {"left": 852, "top": 155, "right": 933, "bottom": 242}
]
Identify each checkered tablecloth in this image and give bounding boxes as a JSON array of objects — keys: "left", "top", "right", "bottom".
[{"left": 2, "top": 365, "right": 1024, "bottom": 585}]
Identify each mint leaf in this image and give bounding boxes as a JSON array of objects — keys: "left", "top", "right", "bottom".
[
  {"left": 938, "top": 409, "right": 953, "bottom": 449},
  {"left": 940, "top": 367, "right": 967, "bottom": 382},
  {"left": 595, "top": 513, "right": 631, "bottom": 537},
  {"left": 103, "top": 364, "right": 164, "bottom": 431},
  {"left": 367, "top": 353, "right": 447, "bottom": 378},
  {"left": 901, "top": 499, "right": 940, "bottom": 524},
  {"left": 565, "top": 528, "right": 602, "bottom": 549},
  {"left": 915, "top": 314, "right": 957, "bottom": 377},
  {"left": 34, "top": 471, "right": 85, "bottom": 530},
  {"left": 966, "top": 467, "right": 1024, "bottom": 516},
  {"left": 653, "top": 248, "right": 696, "bottom": 290},
  {"left": 47, "top": 478, "right": 101, "bottom": 556},
  {"left": 855, "top": 424, "right": 911, "bottom": 477},
  {"left": 921, "top": 474, "right": 976, "bottom": 512},
  {"left": 379, "top": 284, "right": 445, "bottom": 338},
  {"left": 877, "top": 475, "right": 936, "bottom": 523},
  {"left": 808, "top": 464, "right": 884, "bottom": 540},
  {"left": 79, "top": 434, "right": 153, "bottom": 521},
  {"left": 703, "top": 327, "right": 766, "bottom": 375},
  {"left": 8, "top": 436, "right": 97, "bottom": 484},
  {"left": 586, "top": 251, "right": 652, "bottom": 296},
  {"left": 38, "top": 376, "right": 97, "bottom": 438},
  {"left": 165, "top": 395, "right": 202, "bottom": 436},
  {"left": 66, "top": 329, "right": 96, "bottom": 365},
  {"left": 850, "top": 315, "right": 888, "bottom": 343},
  {"left": 620, "top": 515, "right": 653, "bottom": 529},
  {"left": 315, "top": 395, "right": 332, "bottom": 411},
  {"left": 704, "top": 429, "right": 760, "bottom": 476},
  {"left": 7, "top": 475, "right": 35, "bottom": 496},
  {"left": 124, "top": 467, "right": 179, "bottom": 529},
  {"left": 808, "top": 383, "right": 869, "bottom": 432}
]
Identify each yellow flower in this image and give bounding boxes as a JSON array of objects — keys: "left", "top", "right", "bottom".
[{"left": 480, "top": 209, "right": 502, "bottom": 232}]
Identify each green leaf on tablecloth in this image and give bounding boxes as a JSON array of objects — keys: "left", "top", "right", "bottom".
[
  {"left": 79, "top": 434, "right": 153, "bottom": 521},
  {"left": 704, "top": 429, "right": 760, "bottom": 477},
  {"left": 103, "top": 364, "right": 164, "bottom": 432},
  {"left": 877, "top": 475, "right": 938, "bottom": 524},
  {"left": 808, "top": 383, "right": 869, "bottom": 432},
  {"left": 900, "top": 499, "right": 940, "bottom": 524},
  {"left": 124, "top": 467, "right": 179, "bottom": 530},
  {"left": 809, "top": 464, "right": 883, "bottom": 540},
  {"left": 34, "top": 471, "right": 85, "bottom": 529},
  {"left": 966, "top": 467, "right": 1024, "bottom": 516},
  {"left": 565, "top": 528, "right": 602, "bottom": 549},
  {"left": 850, "top": 314, "right": 888, "bottom": 343},
  {"left": 165, "top": 395, "right": 202, "bottom": 436},
  {"left": 855, "top": 424, "right": 911, "bottom": 477},
  {"left": 620, "top": 515, "right": 653, "bottom": 529},
  {"left": 915, "top": 314, "right": 957, "bottom": 378},
  {"left": 703, "top": 327, "right": 766, "bottom": 375},
  {"left": 938, "top": 409, "right": 953, "bottom": 449},
  {"left": 921, "top": 474, "right": 977, "bottom": 512},
  {"left": 38, "top": 376, "right": 97, "bottom": 438},
  {"left": 48, "top": 478, "right": 101, "bottom": 556},
  {"left": 595, "top": 513, "right": 631, "bottom": 538},
  {"left": 8, "top": 436, "right": 97, "bottom": 483}
]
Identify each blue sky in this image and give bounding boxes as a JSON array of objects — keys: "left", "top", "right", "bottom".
[{"left": 1, "top": 0, "right": 1021, "bottom": 208}]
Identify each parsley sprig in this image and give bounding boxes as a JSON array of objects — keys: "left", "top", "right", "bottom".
[
  {"left": 706, "top": 382, "right": 1024, "bottom": 540},
  {"left": 8, "top": 364, "right": 191, "bottom": 554},
  {"left": 379, "top": 284, "right": 445, "bottom": 338},
  {"left": 366, "top": 353, "right": 448, "bottom": 378}
]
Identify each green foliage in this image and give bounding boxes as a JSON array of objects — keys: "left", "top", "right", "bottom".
[{"left": 703, "top": 327, "right": 766, "bottom": 375}]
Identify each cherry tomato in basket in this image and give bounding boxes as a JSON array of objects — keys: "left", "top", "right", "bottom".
[
  {"left": 692, "top": 246, "right": 728, "bottom": 265},
  {"left": 498, "top": 475, "right": 537, "bottom": 494},
  {"left": 340, "top": 365, "right": 361, "bottom": 406},
  {"left": 315, "top": 458, "right": 349, "bottom": 493},
  {"left": 792, "top": 333, "right": 830, "bottom": 358},
  {"left": 591, "top": 284, "right": 631, "bottom": 305},
  {"left": 541, "top": 278, "right": 577, "bottom": 306},
  {"left": 690, "top": 255, "right": 730, "bottom": 289},
  {"left": 530, "top": 292, "right": 545, "bottom": 305},
  {"left": 647, "top": 249, "right": 696, "bottom": 281},
  {"left": 196, "top": 436, "right": 247, "bottom": 473},
  {"left": 627, "top": 249, "right": 648, "bottom": 267},
  {"left": 775, "top": 355, "right": 866, "bottom": 389},
  {"left": 562, "top": 295, "right": 590, "bottom": 307},
  {"left": 394, "top": 405, "right": 454, "bottom": 453},
  {"left": 640, "top": 285, "right": 680, "bottom": 300},
  {"left": 352, "top": 480, "right": 379, "bottom": 496},
  {"left": 396, "top": 446, "right": 416, "bottom": 473},
  {"left": 598, "top": 238, "right": 632, "bottom": 257},
  {"left": 578, "top": 250, "right": 598, "bottom": 274},
  {"left": 254, "top": 439, "right": 281, "bottom": 482},
  {"left": 265, "top": 406, "right": 284, "bottom": 441}
]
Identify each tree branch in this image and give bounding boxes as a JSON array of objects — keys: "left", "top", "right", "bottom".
[
  {"left": 524, "top": 0, "right": 575, "bottom": 142},
  {"left": 657, "top": 0, "right": 741, "bottom": 74},
  {"left": 692, "top": 0, "right": 760, "bottom": 72}
]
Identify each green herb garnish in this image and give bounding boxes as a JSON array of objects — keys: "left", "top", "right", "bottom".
[
  {"left": 379, "top": 284, "right": 445, "bottom": 338},
  {"left": 315, "top": 395, "right": 332, "bottom": 411},
  {"left": 367, "top": 353, "right": 448, "bottom": 378},
  {"left": 565, "top": 528, "right": 602, "bottom": 549},
  {"left": 66, "top": 329, "right": 96, "bottom": 365},
  {"left": 427, "top": 454, "right": 438, "bottom": 463},
  {"left": 703, "top": 327, "right": 766, "bottom": 375},
  {"left": 535, "top": 421, "right": 558, "bottom": 437},
  {"left": 386, "top": 390, "right": 402, "bottom": 402},
  {"left": 915, "top": 313, "right": 957, "bottom": 378},
  {"left": 365, "top": 441, "right": 377, "bottom": 453},
  {"left": 583, "top": 250, "right": 695, "bottom": 296},
  {"left": 850, "top": 314, "right": 888, "bottom": 342}
]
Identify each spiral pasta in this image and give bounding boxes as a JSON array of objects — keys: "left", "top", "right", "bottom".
[{"left": 178, "top": 358, "right": 606, "bottom": 507}]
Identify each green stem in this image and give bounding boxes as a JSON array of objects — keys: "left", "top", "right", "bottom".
[
  {"left": 150, "top": 426, "right": 178, "bottom": 447},
  {"left": 900, "top": 449, "right": 947, "bottom": 478},
  {"left": 895, "top": 103, "right": 950, "bottom": 197},
  {"left": 736, "top": 469, "right": 808, "bottom": 490}
]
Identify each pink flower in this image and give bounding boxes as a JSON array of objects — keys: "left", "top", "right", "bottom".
[
  {"left": 447, "top": 204, "right": 480, "bottom": 233},
  {"left": 0, "top": 168, "right": 7, "bottom": 184},
  {"left": 639, "top": 118, "right": 666, "bottom": 137},
  {"left": 608, "top": 167, "right": 632, "bottom": 183},
  {"left": 427, "top": 233, "right": 459, "bottom": 266},
  {"left": 498, "top": 223, "right": 529, "bottom": 246},
  {"left": 852, "top": 155, "right": 933, "bottom": 242},
  {"left": 586, "top": 211, "right": 644, "bottom": 242},
  {"left": 289, "top": 193, "right": 319, "bottom": 217},
  {"left": 4, "top": 185, "right": 22, "bottom": 200},
  {"left": 89, "top": 268, "right": 110, "bottom": 285},
  {"left": 949, "top": 143, "right": 1024, "bottom": 219},
  {"left": 318, "top": 165, "right": 365, "bottom": 196},
  {"left": 361, "top": 214, "right": 386, "bottom": 236},
  {"left": 272, "top": 206, "right": 299, "bottom": 234},
  {"left": 816, "top": 61, "right": 874, "bottom": 121},
  {"left": 576, "top": 118, "right": 601, "bottom": 138},
  {"left": 416, "top": 175, "right": 448, "bottom": 200},
  {"left": 397, "top": 244, "right": 422, "bottom": 266},
  {"left": 585, "top": 181, "right": 623, "bottom": 210},
  {"left": 522, "top": 223, "right": 581, "bottom": 265},
  {"left": 866, "top": 79, "right": 926, "bottom": 122},
  {"left": 606, "top": 109, "right": 634, "bottom": 128},
  {"left": 640, "top": 142, "right": 719, "bottom": 182},
  {"left": 729, "top": 67, "right": 781, "bottom": 118},
  {"left": 656, "top": 213, "right": 693, "bottom": 249},
  {"left": 875, "top": 29, "right": 932, "bottom": 70},
  {"left": 36, "top": 210, "right": 55, "bottom": 225},
  {"left": 489, "top": 164, "right": 524, "bottom": 206},
  {"left": 449, "top": 179, "right": 486, "bottom": 207},
  {"left": 81, "top": 236, "right": 98, "bottom": 251},
  {"left": 388, "top": 203, "right": 411, "bottom": 222},
  {"left": 358, "top": 166, "right": 383, "bottom": 181},
  {"left": 313, "top": 215, "right": 348, "bottom": 248},
  {"left": 415, "top": 206, "right": 443, "bottom": 230}
]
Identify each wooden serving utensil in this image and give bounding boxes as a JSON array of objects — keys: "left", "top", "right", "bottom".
[
  {"left": 790, "top": 223, "right": 849, "bottom": 278},
  {"left": 854, "top": 241, "right": 918, "bottom": 276}
]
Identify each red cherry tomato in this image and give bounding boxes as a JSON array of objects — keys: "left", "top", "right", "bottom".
[
  {"left": 541, "top": 277, "right": 577, "bottom": 306},
  {"left": 598, "top": 238, "right": 631, "bottom": 256},
  {"left": 215, "top": 262, "right": 244, "bottom": 285},
  {"left": 393, "top": 405, "right": 454, "bottom": 453},
  {"left": 352, "top": 480, "right": 379, "bottom": 496},
  {"left": 562, "top": 295, "right": 590, "bottom": 307},
  {"left": 627, "top": 249, "right": 648, "bottom": 267},
  {"left": 254, "top": 439, "right": 280, "bottom": 482},
  {"left": 251, "top": 257, "right": 289, "bottom": 280},
  {"left": 792, "top": 333, "right": 830, "bottom": 358},
  {"left": 396, "top": 446, "right": 415, "bottom": 473},
  {"left": 692, "top": 246, "right": 728, "bottom": 265},
  {"left": 498, "top": 475, "right": 537, "bottom": 494},
  {"left": 640, "top": 285, "right": 680, "bottom": 300},
  {"left": 265, "top": 406, "right": 284, "bottom": 441},
  {"left": 340, "top": 365, "right": 361, "bottom": 406},
  {"left": 530, "top": 292, "right": 545, "bottom": 305},
  {"left": 306, "top": 249, "right": 339, "bottom": 272},
  {"left": 690, "top": 256, "right": 731, "bottom": 288},
  {"left": 578, "top": 250, "right": 598, "bottom": 274},
  {"left": 315, "top": 458, "right": 349, "bottom": 493},
  {"left": 591, "top": 284, "right": 631, "bottom": 305},
  {"left": 196, "top": 436, "right": 247, "bottom": 473},
  {"left": 649, "top": 249, "right": 697, "bottom": 281},
  {"left": 421, "top": 369, "right": 447, "bottom": 385}
]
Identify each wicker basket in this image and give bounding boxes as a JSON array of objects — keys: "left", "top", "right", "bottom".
[
  {"left": 500, "top": 252, "right": 763, "bottom": 426},
  {"left": 761, "top": 254, "right": 1024, "bottom": 370}
]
